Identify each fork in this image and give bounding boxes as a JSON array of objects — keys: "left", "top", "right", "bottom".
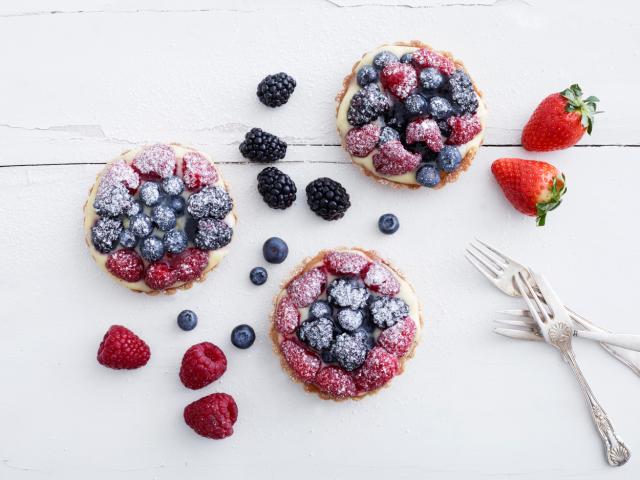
[
  {"left": 465, "top": 239, "right": 640, "bottom": 377},
  {"left": 513, "top": 270, "right": 630, "bottom": 466}
]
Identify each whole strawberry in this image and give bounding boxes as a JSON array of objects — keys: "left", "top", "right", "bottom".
[
  {"left": 491, "top": 158, "right": 566, "bottom": 226},
  {"left": 522, "top": 84, "right": 599, "bottom": 151},
  {"left": 184, "top": 392, "right": 238, "bottom": 439},
  {"left": 97, "top": 325, "right": 150, "bottom": 369}
]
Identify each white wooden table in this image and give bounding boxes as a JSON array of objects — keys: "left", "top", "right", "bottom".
[{"left": 1, "top": 1, "right": 639, "bottom": 478}]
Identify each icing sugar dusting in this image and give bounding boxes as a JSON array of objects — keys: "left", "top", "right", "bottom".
[
  {"left": 405, "top": 118, "right": 443, "bottom": 152},
  {"left": 345, "top": 123, "right": 380, "bottom": 158},
  {"left": 98, "top": 159, "right": 140, "bottom": 195},
  {"left": 132, "top": 144, "right": 176, "bottom": 178}
]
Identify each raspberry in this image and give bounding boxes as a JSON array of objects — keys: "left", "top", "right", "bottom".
[
  {"left": 411, "top": 48, "right": 455, "bottom": 75},
  {"left": 345, "top": 123, "right": 380, "bottom": 158},
  {"left": 275, "top": 295, "right": 300, "bottom": 335},
  {"left": 182, "top": 151, "right": 218, "bottom": 191},
  {"left": 447, "top": 114, "right": 482, "bottom": 145},
  {"left": 280, "top": 340, "right": 320, "bottom": 383},
  {"left": 106, "top": 249, "right": 144, "bottom": 283},
  {"left": 97, "top": 325, "right": 150, "bottom": 370},
  {"left": 184, "top": 393, "right": 238, "bottom": 440},
  {"left": 315, "top": 367, "right": 356, "bottom": 399},
  {"left": 354, "top": 347, "right": 399, "bottom": 392},
  {"left": 378, "top": 317, "right": 416, "bottom": 357},
  {"left": 372, "top": 140, "right": 421, "bottom": 176},
  {"left": 132, "top": 144, "right": 176, "bottom": 180},
  {"left": 171, "top": 247, "right": 209, "bottom": 282},
  {"left": 179, "top": 342, "right": 228, "bottom": 390},
  {"left": 324, "top": 250, "right": 369, "bottom": 276},
  {"left": 362, "top": 262, "right": 400, "bottom": 296},
  {"left": 144, "top": 262, "right": 178, "bottom": 290},
  {"left": 405, "top": 118, "right": 444, "bottom": 152},
  {"left": 98, "top": 159, "right": 140, "bottom": 195},
  {"left": 286, "top": 267, "right": 327, "bottom": 307},
  {"left": 380, "top": 63, "right": 418, "bottom": 100}
]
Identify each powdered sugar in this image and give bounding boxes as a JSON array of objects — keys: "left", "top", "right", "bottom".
[
  {"left": 315, "top": 367, "right": 356, "bottom": 399},
  {"left": 187, "top": 186, "right": 233, "bottom": 220},
  {"left": 93, "top": 183, "right": 133, "bottom": 217},
  {"left": 324, "top": 250, "right": 369, "bottom": 275},
  {"left": 353, "top": 347, "right": 399, "bottom": 392},
  {"left": 412, "top": 48, "right": 455, "bottom": 75},
  {"left": 380, "top": 62, "right": 418, "bottom": 100},
  {"left": 98, "top": 159, "right": 140, "bottom": 195},
  {"left": 447, "top": 114, "right": 482, "bottom": 145},
  {"left": 132, "top": 144, "right": 177, "bottom": 179}
]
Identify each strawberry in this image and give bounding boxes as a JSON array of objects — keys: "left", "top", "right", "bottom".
[
  {"left": 491, "top": 158, "right": 567, "bottom": 226},
  {"left": 184, "top": 392, "right": 238, "bottom": 439},
  {"left": 97, "top": 325, "right": 150, "bottom": 370},
  {"left": 179, "top": 342, "right": 227, "bottom": 390},
  {"left": 522, "top": 84, "right": 599, "bottom": 151}
]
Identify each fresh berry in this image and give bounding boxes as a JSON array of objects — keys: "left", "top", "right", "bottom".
[
  {"left": 239, "top": 128, "right": 287, "bottom": 162},
  {"left": 372, "top": 140, "right": 421, "bottom": 175},
  {"left": 194, "top": 218, "right": 233, "bottom": 250},
  {"left": 262, "top": 237, "right": 288, "bottom": 264},
  {"left": 491, "top": 158, "right": 567, "bottom": 226},
  {"left": 97, "top": 325, "right": 150, "bottom": 370},
  {"left": 378, "top": 213, "right": 399, "bottom": 234},
  {"left": 297, "top": 317, "right": 335, "bottom": 351},
  {"left": 144, "top": 261, "right": 178, "bottom": 290},
  {"left": 380, "top": 62, "right": 418, "bottom": 100},
  {"left": 436, "top": 145, "right": 462, "bottom": 173},
  {"left": 92, "top": 217, "right": 123, "bottom": 254},
  {"left": 447, "top": 114, "right": 481, "bottom": 145},
  {"left": 172, "top": 247, "right": 209, "bottom": 282},
  {"left": 151, "top": 204, "right": 177, "bottom": 231},
  {"left": 106, "top": 249, "right": 144, "bottom": 282},
  {"left": 180, "top": 342, "right": 227, "bottom": 389},
  {"left": 257, "top": 72, "right": 296, "bottom": 108},
  {"left": 356, "top": 65, "right": 378, "bottom": 87},
  {"left": 354, "top": 347, "right": 399, "bottom": 392},
  {"left": 412, "top": 48, "right": 455, "bottom": 75},
  {"left": 231, "top": 324, "right": 256, "bottom": 349},
  {"left": 353, "top": 328, "right": 376, "bottom": 350},
  {"left": 139, "top": 181, "right": 162, "bottom": 206},
  {"left": 249, "top": 266, "right": 268, "bottom": 285},
  {"left": 167, "top": 195, "right": 186, "bottom": 215},
  {"left": 287, "top": 267, "right": 327, "bottom": 308},
  {"left": 400, "top": 53, "right": 413, "bottom": 64},
  {"left": 437, "top": 119, "right": 452, "bottom": 138},
  {"left": 382, "top": 101, "right": 410, "bottom": 132},
  {"left": 378, "top": 126, "right": 401, "bottom": 145},
  {"left": 404, "top": 93, "right": 428, "bottom": 117},
  {"left": 187, "top": 186, "right": 233, "bottom": 220},
  {"left": 373, "top": 51, "right": 399, "bottom": 70},
  {"left": 324, "top": 250, "right": 369, "bottom": 276},
  {"left": 315, "top": 367, "right": 357, "bottom": 399},
  {"left": 347, "top": 84, "right": 390, "bottom": 127},
  {"left": 280, "top": 339, "right": 321, "bottom": 383},
  {"left": 369, "top": 296, "right": 409, "bottom": 329},
  {"left": 257, "top": 167, "right": 297, "bottom": 210},
  {"left": 93, "top": 183, "right": 132, "bottom": 217},
  {"left": 330, "top": 333, "right": 367, "bottom": 372},
  {"left": 129, "top": 213, "right": 153, "bottom": 238},
  {"left": 98, "top": 159, "right": 140, "bottom": 195},
  {"left": 161, "top": 176, "right": 184, "bottom": 196},
  {"left": 126, "top": 200, "right": 143, "bottom": 217},
  {"left": 308, "top": 300, "right": 333, "bottom": 319},
  {"left": 163, "top": 229, "right": 188, "bottom": 254},
  {"left": 119, "top": 228, "right": 138, "bottom": 249},
  {"left": 140, "top": 235, "right": 165, "bottom": 262},
  {"left": 416, "top": 163, "right": 441, "bottom": 187},
  {"left": 132, "top": 144, "right": 176, "bottom": 179},
  {"left": 419, "top": 67, "right": 445, "bottom": 90},
  {"left": 305, "top": 177, "right": 351, "bottom": 221},
  {"left": 405, "top": 118, "right": 443, "bottom": 152},
  {"left": 378, "top": 317, "right": 416, "bottom": 357},
  {"left": 446, "top": 69, "right": 478, "bottom": 114},
  {"left": 177, "top": 310, "right": 198, "bottom": 331},
  {"left": 427, "top": 96, "right": 453, "bottom": 120},
  {"left": 362, "top": 262, "right": 400, "bottom": 296},
  {"left": 275, "top": 295, "right": 300, "bottom": 334},
  {"left": 345, "top": 123, "right": 380, "bottom": 158},
  {"left": 522, "top": 84, "right": 599, "bottom": 152},
  {"left": 336, "top": 308, "right": 365, "bottom": 332},
  {"left": 327, "top": 277, "right": 369, "bottom": 310},
  {"left": 182, "top": 151, "right": 218, "bottom": 191},
  {"left": 183, "top": 393, "right": 237, "bottom": 440}
]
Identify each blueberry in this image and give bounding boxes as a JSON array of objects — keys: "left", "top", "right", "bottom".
[
  {"left": 327, "top": 277, "right": 369, "bottom": 310},
  {"left": 163, "top": 229, "right": 187, "bottom": 254},
  {"left": 427, "top": 96, "right": 453, "bottom": 120},
  {"left": 139, "top": 182, "right": 162, "bottom": 207},
  {"left": 378, "top": 213, "right": 400, "bottom": 234},
  {"left": 353, "top": 328, "right": 375, "bottom": 351},
  {"left": 419, "top": 67, "right": 445, "bottom": 91},
  {"left": 356, "top": 65, "right": 378, "bottom": 87},
  {"left": 140, "top": 235, "right": 165, "bottom": 262},
  {"left": 336, "top": 308, "right": 364, "bottom": 332},
  {"left": 383, "top": 102, "right": 410, "bottom": 132},
  {"left": 119, "top": 229, "right": 138, "bottom": 248},
  {"left": 404, "top": 94, "right": 428, "bottom": 117},
  {"left": 151, "top": 204, "right": 177, "bottom": 231},
  {"left": 372, "top": 51, "right": 399, "bottom": 70},
  {"left": 249, "top": 266, "right": 268, "bottom": 285},
  {"left": 161, "top": 176, "right": 184, "bottom": 196},
  {"left": 378, "top": 126, "right": 401, "bottom": 145},
  {"left": 437, "top": 119, "right": 452, "bottom": 138},
  {"left": 167, "top": 195, "right": 186, "bottom": 215},
  {"left": 321, "top": 350, "right": 336, "bottom": 364},
  {"left": 436, "top": 145, "right": 462, "bottom": 173},
  {"left": 126, "top": 200, "right": 143, "bottom": 217},
  {"left": 416, "top": 163, "right": 441, "bottom": 187},
  {"left": 400, "top": 53, "right": 413, "bottom": 64},
  {"left": 231, "top": 324, "right": 256, "bottom": 349},
  {"left": 309, "top": 300, "right": 333, "bottom": 319},
  {"left": 129, "top": 213, "right": 153, "bottom": 238},
  {"left": 177, "top": 310, "right": 198, "bottom": 331},
  {"left": 263, "top": 237, "right": 288, "bottom": 264}
]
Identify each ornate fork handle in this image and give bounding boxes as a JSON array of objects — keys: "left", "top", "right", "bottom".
[{"left": 561, "top": 348, "right": 631, "bottom": 466}]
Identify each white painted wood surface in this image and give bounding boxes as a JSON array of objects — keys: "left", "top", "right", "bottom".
[{"left": 1, "top": 1, "right": 639, "bottom": 479}]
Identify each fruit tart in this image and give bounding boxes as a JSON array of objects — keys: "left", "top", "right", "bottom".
[
  {"left": 271, "top": 248, "right": 423, "bottom": 400},
  {"left": 336, "top": 41, "right": 487, "bottom": 189},
  {"left": 83, "top": 144, "right": 237, "bottom": 294}
]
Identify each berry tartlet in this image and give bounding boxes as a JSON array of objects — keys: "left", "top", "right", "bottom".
[
  {"left": 270, "top": 248, "right": 423, "bottom": 400},
  {"left": 83, "top": 144, "right": 237, "bottom": 294},
  {"left": 336, "top": 41, "right": 487, "bottom": 189}
]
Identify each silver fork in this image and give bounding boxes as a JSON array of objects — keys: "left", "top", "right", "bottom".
[
  {"left": 465, "top": 239, "right": 640, "bottom": 376},
  {"left": 514, "top": 270, "right": 630, "bottom": 466}
]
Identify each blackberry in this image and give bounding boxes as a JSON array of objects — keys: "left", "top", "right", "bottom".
[
  {"left": 305, "top": 177, "right": 351, "bottom": 221},
  {"left": 257, "top": 167, "right": 297, "bottom": 210},
  {"left": 93, "top": 184, "right": 132, "bottom": 217},
  {"left": 187, "top": 186, "right": 233, "bottom": 220},
  {"left": 297, "top": 317, "right": 335, "bottom": 351},
  {"left": 447, "top": 69, "right": 478, "bottom": 114},
  {"left": 330, "top": 333, "right": 367, "bottom": 371},
  {"left": 239, "top": 128, "right": 287, "bottom": 163},
  {"left": 327, "top": 277, "right": 369, "bottom": 310},
  {"left": 194, "top": 218, "right": 233, "bottom": 251},
  {"left": 353, "top": 328, "right": 375, "bottom": 351},
  {"left": 91, "top": 217, "right": 123, "bottom": 254},
  {"left": 369, "top": 296, "right": 409, "bottom": 329},
  {"left": 383, "top": 101, "right": 410, "bottom": 132},
  {"left": 347, "top": 84, "right": 390, "bottom": 127},
  {"left": 256, "top": 72, "right": 296, "bottom": 108}
]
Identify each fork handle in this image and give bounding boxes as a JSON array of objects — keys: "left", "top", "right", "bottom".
[
  {"left": 561, "top": 349, "right": 631, "bottom": 466},
  {"left": 575, "top": 330, "right": 640, "bottom": 353}
]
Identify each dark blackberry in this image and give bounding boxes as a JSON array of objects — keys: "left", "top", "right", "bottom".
[
  {"left": 347, "top": 84, "right": 390, "bottom": 127},
  {"left": 383, "top": 101, "right": 410, "bottom": 132},
  {"left": 372, "top": 51, "right": 398, "bottom": 70},
  {"left": 327, "top": 277, "right": 369, "bottom": 310},
  {"left": 330, "top": 333, "right": 367, "bottom": 371},
  {"left": 369, "top": 296, "right": 409, "bottom": 329},
  {"left": 447, "top": 69, "right": 478, "bottom": 114},
  {"left": 257, "top": 167, "right": 297, "bottom": 210},
  {"left": 256, "top": 72, "right": 296, "bottom": 108},
  {"left": 91, "top": 217, "right": 123, "bottom": 254},
  {"left": 239, "top": 128, "right": 287, "bottom": 163},
  {"left": 187, "top": 186, "right": 233, "bottom": 220},
  {"left": 353, "top": 328, "right": 375, "bottom": 351},
  {"left": 194, "top": 218, "right": 233, "bottom": 250},
  {"left": 305, "top": 177, "right": 351, "bottom": 221},
  {"left": 93, "top": 184, "right": 132, "bottom": 217},
  {"left": 297, "top": 317, "right": 335, "bottom": 351}
]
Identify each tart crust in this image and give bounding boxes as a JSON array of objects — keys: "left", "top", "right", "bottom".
[
  {"left": 270, "top": 247, "right": 424, "bottom": 401},
  {"left": 336, "top": 40, "right": 487, "bottom": 190}
]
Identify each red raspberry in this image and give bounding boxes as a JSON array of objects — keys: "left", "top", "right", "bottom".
[
  {"left": 286, "top": 267, "right": 327, "bottom": 308},
  {"left": 171, "top": 248, "right": 209, "bottom": 282},
  {"left": 380, "top": 63, "right": 418, "bottom": 100},
  {"left": 98, "top": 159, "right": 140, "bottom": 194},
  {"left": 411, "top": 48, "right": 455, "bottom": 75},
  {"left": 354, "top": 347, "right": 399, "bottom": 392},
  {"left": 182, "top": 151, "right": 218, "bottom": 191},
  {"left": 144, "top": 262, "right": 178, "bottom": 290},
  {"left": 132, "top": 143, "right": 177, "bottom": 180},
  {"left": 179, "top": 342, "right": 227, "bottom": 390},
  {"left": 361, "top": 262, "right": 400, "bottom": 296},
  {"left": 372, "top": 140, "right": 421, "bottom": 176},
  {"left": 280, "top": 340, "right": 320, "bottom": 383},
  {"left": 447, "top": 114, "right": 482, "bottom": 145},
  {"left": 106, "top": 249, "right": 144, "bottom": 283},
  {"left": 324, "top": 250, "right": 369, "bottom": 276},
  {"left": 345, "top": 123, "right": 380, "bottom": 157},
  {"left": 97, "top": 325, "right": 150, "bottom": 370},
  {"left": 405, "top": 118, "right": 443, "bottom": 152},
  {"left": 275, "top": 295, "right": 300, "bottom": 335},
  {"left": 378, "top": 317, "right": 417, "bottom": 357},
  {"left": 315, "top": 367, "right": 356, "bottom": 399},
  {"left": 184, "top": 392, "right": 238, "bottom": 440}
]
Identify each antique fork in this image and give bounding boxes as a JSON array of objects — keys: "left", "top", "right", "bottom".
[
  {"left": 464, "top": 239, "right": 640, "bottom": 376},
  {"left": 513, "top": 270, "right": 630, "bottom": 466}
]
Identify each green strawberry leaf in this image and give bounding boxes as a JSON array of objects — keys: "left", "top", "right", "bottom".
[
  {"left": 535, "top": 174, "right": 567, "bottom": 227},
  {"left": 561, "top": 84, "right": 599, "bottom": 135}
]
